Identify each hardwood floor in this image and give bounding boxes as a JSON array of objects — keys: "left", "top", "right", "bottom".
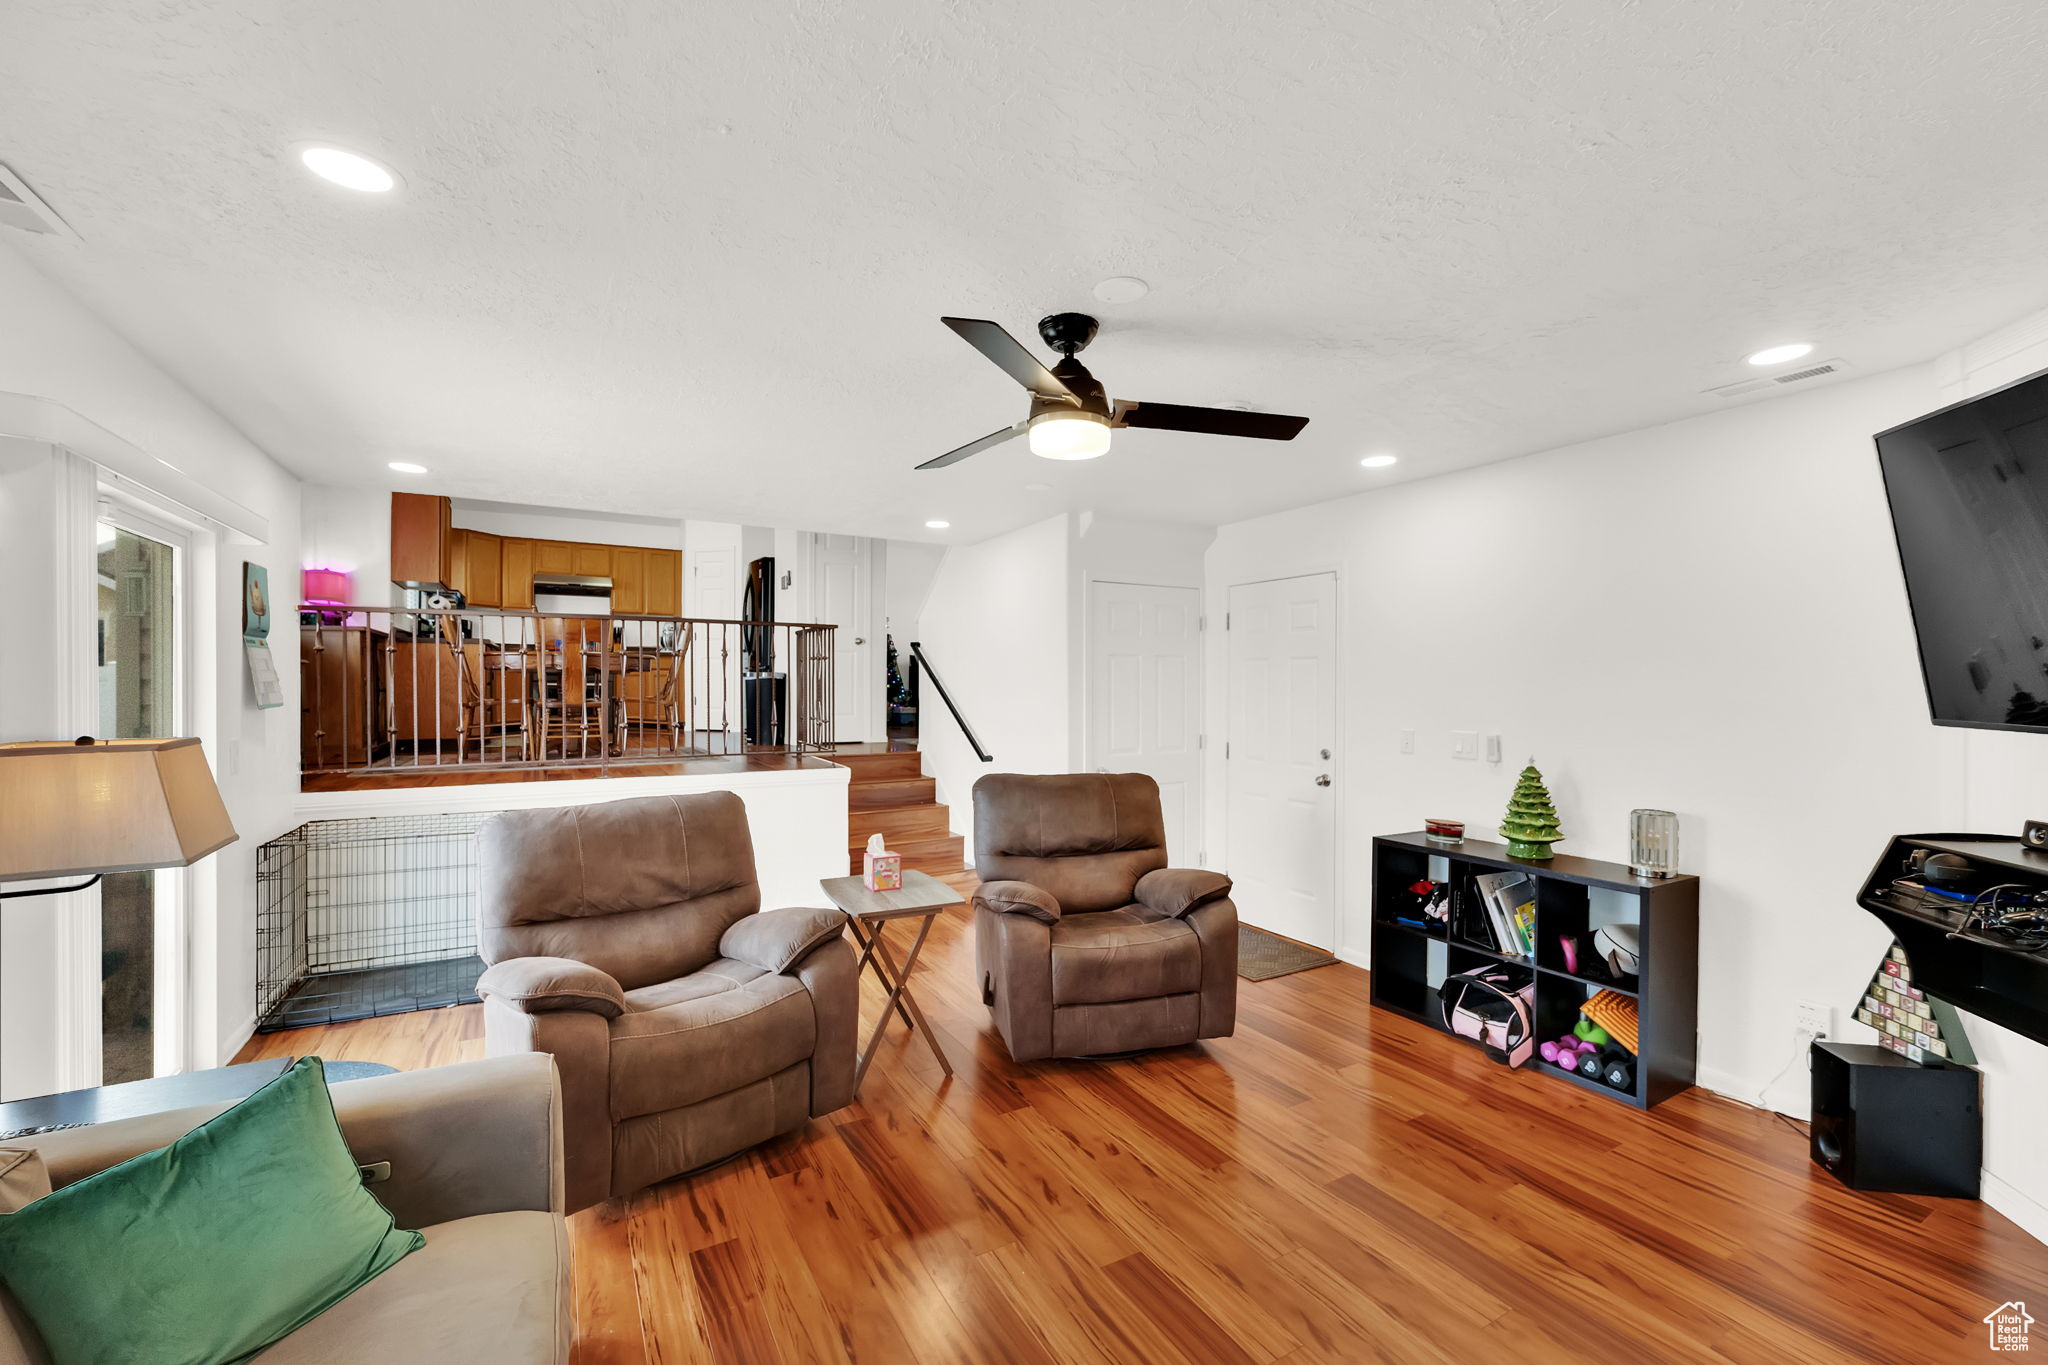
[{"left": 238, "top": 883, "right": 2048, "bottom": 1363}]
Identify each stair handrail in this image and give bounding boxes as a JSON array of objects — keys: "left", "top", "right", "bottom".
[{"left": 908, "top": 641, "right": 992, "bottom": 763}]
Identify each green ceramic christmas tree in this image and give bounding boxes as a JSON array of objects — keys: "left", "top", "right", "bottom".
[{"left": 1500, "top": 760, "right": 1563, "bottom": 859}]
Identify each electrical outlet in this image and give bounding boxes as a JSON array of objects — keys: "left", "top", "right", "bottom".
[
  {"left": 1399, "top": 729, "right": 1415, "bottom": 754},
  {"left": 1796, "top": 1000, "right": 1832, "bottom": 1039}
]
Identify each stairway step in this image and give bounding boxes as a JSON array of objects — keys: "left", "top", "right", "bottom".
[
  {"left": 836, "top": 751, "right": 923, "bottom": 781},
  {"left": 849, "top": 804, "right": 949, "bottom": 843},
  {"left": 849, "top": 776, "right": 936, "bottom": 809},
  {"left": 846, "top": 833, "right": 965, "bottom": 876}
]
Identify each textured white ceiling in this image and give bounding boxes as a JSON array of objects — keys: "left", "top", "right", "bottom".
[{"left": 5, "top": 2, "right": 2048, "bottom": 543}]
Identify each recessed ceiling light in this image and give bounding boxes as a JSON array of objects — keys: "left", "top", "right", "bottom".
[
  {"left": 299, "top": 145, "right": 399, "bottom": 193},
  {"left": 1093, "top": 276, "right": 1149, "bottom": 304},
  {"left": 1746, "top": 343, "right": 1813, "bottom": 367},
  {"left": 1360, "top": 453, "right": 1398, "bottom": 469},
  {"left": 925, "top": 520, "right": 951, "bottom": 529},
  {"left": 387, "top": 461, "right": 428, "bottom": 474}
]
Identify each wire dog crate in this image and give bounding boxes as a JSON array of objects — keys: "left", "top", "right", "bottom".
[{"left": 256, "top": 812, "right": 492, "bottom": 1032}]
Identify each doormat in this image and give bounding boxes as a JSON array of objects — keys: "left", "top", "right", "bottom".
[{"left": 1237, "top": 925, "right": 1339, "bottom": 981}]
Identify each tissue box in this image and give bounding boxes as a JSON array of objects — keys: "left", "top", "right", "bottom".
[{"left": 863, "top": 848, "right": 903, "bottom": 892}]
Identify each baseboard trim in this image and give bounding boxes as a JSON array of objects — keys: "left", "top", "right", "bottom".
[
  {"left": 1334, "top": 945, "right": 1370, "bottom": 969},
  {"left": 217, "top": 1009, "right": 257, "bottom": 1068},
  {"left": 1697, "top": 1062, "right": 1805, "bottom": 1118},
  {"left": 1984, "top": 1170, "right": 2048, "bottom": 1248}
]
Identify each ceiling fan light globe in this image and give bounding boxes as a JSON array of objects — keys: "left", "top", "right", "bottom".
[{"left": 1028, "top": 412, "right": 1112, "bottom": 460}]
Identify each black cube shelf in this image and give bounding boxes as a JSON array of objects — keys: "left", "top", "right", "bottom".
[{"left": 1368, "top": 831, "right": 1700, "bottom": 1109}]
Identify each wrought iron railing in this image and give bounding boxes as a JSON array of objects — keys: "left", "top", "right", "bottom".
[{"left": 298, "top": 605, "right": 835, "bottom": 778}]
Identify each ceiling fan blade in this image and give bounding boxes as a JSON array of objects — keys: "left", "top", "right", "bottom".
[
  {"left": 916, "top": 422, "right": 1025, "bottom": 470},
  {"left": 1113, "top": 400, "right": 1309, "bottom": 441},
  {"left": 942, "top": 317, "right": 1077, "bottom": 401}
]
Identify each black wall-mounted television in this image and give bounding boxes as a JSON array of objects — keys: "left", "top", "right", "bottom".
[{"left": 1876, "top": 366, "right": 2048, "bottom": 733}]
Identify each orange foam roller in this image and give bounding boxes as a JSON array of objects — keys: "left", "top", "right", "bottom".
[{"left": 1580, "top": 990, "right": 1639, "bottom": 1055}]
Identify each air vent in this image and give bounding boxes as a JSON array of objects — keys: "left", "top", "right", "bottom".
[
  {"left": 1705, "top": 358, "right": 1851, "bottom": 400},
  {"left": 0, "top": 163, "right": 79, "bottom": 240},
  {"left": 1773, "top": 362, "right": 1840, "bottom": 384}
]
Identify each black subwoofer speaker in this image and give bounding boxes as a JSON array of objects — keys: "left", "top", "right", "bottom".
[{"left": 1809, "top": 1040, "right": 1980, "bottom": 1198}]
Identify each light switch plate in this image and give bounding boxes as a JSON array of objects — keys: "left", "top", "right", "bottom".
[
  {"left": 1451, "top": 730, "right": 1479, "bottom": 760},
  {"left": 1399, "top": 729, "right": 1415, "bottom": 754}
]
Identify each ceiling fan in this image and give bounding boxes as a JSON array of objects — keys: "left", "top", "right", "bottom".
[{"left": 918, "top": 313, "right": 1309, "bottom": 470}]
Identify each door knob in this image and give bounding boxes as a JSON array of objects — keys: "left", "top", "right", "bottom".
[
  {"left": 853, "top": 637, "right": 865, "bottom": 645},
  {"left": 1315, "top": 774, "right": 1331, "bottom": 787}
]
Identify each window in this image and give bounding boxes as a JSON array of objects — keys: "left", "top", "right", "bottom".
[{"left": 94, "top": 511, "right": 185, "bottom": 1084}]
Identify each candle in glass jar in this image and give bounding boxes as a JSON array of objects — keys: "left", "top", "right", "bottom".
[{"left": 1630, "top": 809, "right": 1679, "bottom": 878}]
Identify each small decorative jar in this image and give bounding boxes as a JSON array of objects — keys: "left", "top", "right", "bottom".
[
  {"left": 1630, "top": 809, "right": 1680, "bottom": 879},
  {"left": 1424, "top": 818, "right": 1465, "bottom": 844}
]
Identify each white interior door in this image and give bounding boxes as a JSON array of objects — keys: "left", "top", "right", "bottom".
[
  {"left": 809, "top": 533, "right": 872, "bottom": 743},
  {"left": 1088, "top": 581, "right": 1202, "bottom": 862},
  {"left": 1225, "top": 573, "right": 1338, "bottom": 949}
]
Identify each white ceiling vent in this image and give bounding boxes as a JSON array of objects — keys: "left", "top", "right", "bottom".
[
  {"left": 1704, "top": 358, "right": 1851, "bottom": 400},
  {"left": 0, "top": 163, "right": 79, "bottom": 241}
]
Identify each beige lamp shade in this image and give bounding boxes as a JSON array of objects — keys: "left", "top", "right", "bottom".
[{"left": 0, "top": 738, "right": 239, "bottom": 881}]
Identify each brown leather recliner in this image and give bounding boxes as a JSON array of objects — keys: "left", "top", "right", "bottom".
[
  {"left": 972, "top": 773, "right": 1237, "bottom": 1061},
  {"left": 475, "top": 792, "right": 856, "bottom": 1211}
]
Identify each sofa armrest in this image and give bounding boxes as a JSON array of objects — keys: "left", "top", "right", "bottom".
[
  {"left": 1135, "top": 868, "right": 1233, "bottom": 919},
  {"left": 721, "top": 906, "right": 847, "bottom": 974},
  {"left": 974, "top": 880, "right": 1061, "bottom": 924},
  {"left": 327, "top": 1053, "right": 565, "bottom": 1225},
  {"left": 477, "top": 956, "right": 626, "bottom": 1018},
  {"left": 18, "top": 1054, "right": 564, "bottom": 1229}
]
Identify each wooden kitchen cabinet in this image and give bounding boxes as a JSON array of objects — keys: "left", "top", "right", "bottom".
[
  {"left": 300, "top": 625, "right": 388, "bottom": 768},
  {"left": 534, "top": 540, "right": 573, "bottom": 574},
  {"left": 646, "top": 549, "right": 682, "bottom": 615},
  {"left": 447, "top": 530, "right": 469, "bottom": 600},
  {"left": 610, "top": 548, "right": 647, "bottom": 614},
  {"left": 573, "top": 544, "right": 612, "bottom": 577},
  {"left": 501, "top": 537, "right": 535, "bottom": 609},
  {"left": 463, "top": 531, "right": 504, "bottom": 607},
  {"left": 391, "top": 493, "right": 453, "bottom": 588}
]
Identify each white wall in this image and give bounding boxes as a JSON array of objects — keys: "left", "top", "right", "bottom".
[
  {"left": 299, "top": 484, "right": 393, "bottom": 607},
  {"left": 1203, "top": 344, "right": 2048, "bottom": 1243},
  {"left": 294, "top": 764, "right": 850, "bottom": 918},
  {"left": 0, "top": 237, "right": 302, "bottom": 1088},
  {"left": 884, "top": 539, "right": 944, "bottom": 637},
  {"left": 1070, "top": 514, "right": 1214, "bottom": 590},
  {"left": 915, "top": 513, "right": 1073, "bottom": 855}
]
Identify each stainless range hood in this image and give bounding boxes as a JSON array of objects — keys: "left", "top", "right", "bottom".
[{"left": 531, "top": 573, "right": 611, "bottom": 596}]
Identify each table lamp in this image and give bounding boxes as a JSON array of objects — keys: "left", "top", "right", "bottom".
[
  {"left": 302, "top": 567, "right": 352, "bottom": 626},
  {"left": 0, "top": 737, "right": 237, "bottom": 1104},
  {"left": 0, "top": 737, "right": 239, "bottom": 900}
]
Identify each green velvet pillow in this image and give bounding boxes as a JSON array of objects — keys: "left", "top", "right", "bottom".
[{"left": 0, "top": 1056, "right": 423, "bottom": 1365}]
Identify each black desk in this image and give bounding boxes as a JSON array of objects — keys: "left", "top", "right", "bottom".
[{"left": 0, "top": 1058, "right": 395, "bottom": 1139}]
